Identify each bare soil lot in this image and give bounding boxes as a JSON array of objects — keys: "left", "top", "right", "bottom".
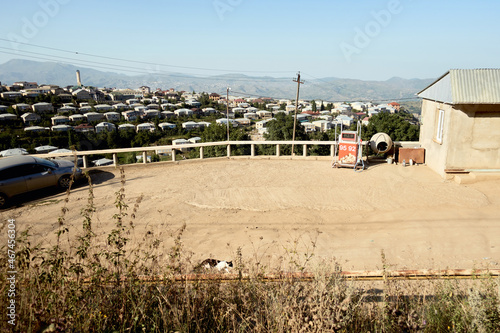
[{"left": 2, "top": 158, "right": 499, "bottom": 271}]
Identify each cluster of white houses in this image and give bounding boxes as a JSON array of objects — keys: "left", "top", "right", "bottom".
[{"left": 0, "top": 81, "right": 409, "bottom": 136}]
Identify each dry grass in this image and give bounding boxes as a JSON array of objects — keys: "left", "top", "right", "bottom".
[{"left": 1, "top": 169, "right": 499, "bottom": 332}]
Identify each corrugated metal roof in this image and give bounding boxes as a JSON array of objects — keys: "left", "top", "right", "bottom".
[
  {"left": 417, "top": 71, "right": 453, "bottom": 103},
  {"left": 418, "top": 69, "right": 500, "bottom": 104},
  {"left": 451, "top": 69, "right": 500, "bottom": 104}
]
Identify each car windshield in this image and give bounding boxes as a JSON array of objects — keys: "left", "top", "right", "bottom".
[{"left": 33, "top": 157, "right": 58, "bottom": 168}]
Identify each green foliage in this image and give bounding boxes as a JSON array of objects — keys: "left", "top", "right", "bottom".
[
  {"left": 264, "top": 113, "right": 306, "bottom": 141},
  {"left": 308, "top": 131, "right": 331, "bottom": 156},
  {"left": 263, "top": 113, "right": 307, "bottom": 155},
  {"left": 150, "top": 153, "right": 160, "bottom": 162},
  {"left": 199, "top": 123, "right": 250, "bottom": 157},
  {"left": 197, "top": 92, "right": 216, "bottom": 108},
  {"left": 362, "top": 112, "right": 420, "bottom": 141}
]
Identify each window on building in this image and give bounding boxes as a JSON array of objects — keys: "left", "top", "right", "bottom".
[{"left": 435, "top": 109, "right": 445, "bottom": 144}]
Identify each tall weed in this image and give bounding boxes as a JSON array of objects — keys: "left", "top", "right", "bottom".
[{"left": 1, "top": 168, "right": 499, "bottom": 332}]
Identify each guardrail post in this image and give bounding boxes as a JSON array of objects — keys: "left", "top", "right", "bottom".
[
  {"left": 200, "top": 146, "right": 204, "bottom": 159},
  {"left": 227, "top": 144, "right": 231, "bottom": 157},
  {"left": 303, "top": 144, "right": 307, "bottom": 157},
  {"left": 172, "top": 149, "right": 176, "bottom": 162},
  {"left": 276, "top": 144, "right": 280, "bottom": 157},
  {"left": 251, "top": 144, "right": 255, "bottom": 157},
  {"left": 142, "top": 151, "right": 147, "bottom": 164},
  {"left": 331, "top": 144, "right": 335, "bottom": 157},
  {"left": 113, "top": 153, "right": 118, "bottom": 167},
  {"left": 83, "top": 155, "right": 88, "bottom": 168}
]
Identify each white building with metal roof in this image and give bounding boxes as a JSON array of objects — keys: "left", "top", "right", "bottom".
[
  {"left": 32, "top": 102, "right": 54, "bottom": 113},
  {"left": 136, "top": 122, "right": 155, "bottom": 132},
  {"left": 118, "top": 124, "right": 136, "bottom": 131},
  {"left": 418, "top": 69, "right": 500, "bottom": 178},
  {"left": 95, "top": 122, "right": 116, "bottom": 133}
]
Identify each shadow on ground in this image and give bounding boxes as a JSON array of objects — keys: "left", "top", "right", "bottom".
[{"left": 87, "top": 169, "right": 116, "bottom": 185}]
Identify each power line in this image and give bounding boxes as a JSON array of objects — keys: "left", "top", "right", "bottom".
[
  {"left": 0, "top": 40, "right": 421, "bottom": 103},
  {"left": 226, "top": 90, "right": 293, "bottom": 101},
  {"left": 300, "top": 72, "right": 421, "bottom": 103},
  {"left": 0, "top": 38, "right": 294, "bottom": 74},
  {"left": 0, "top": 50, "right": 291, "bottom": 83},
  {"left": 228, "top": 89, "right": 419, "bottom": 105},
  {"left": 0, "top": 47, "right": 160, "bottom": 74}
]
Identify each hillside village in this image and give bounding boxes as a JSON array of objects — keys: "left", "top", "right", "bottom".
[{"left": 0, "top": 79, "right": 419, "bottom": 162}]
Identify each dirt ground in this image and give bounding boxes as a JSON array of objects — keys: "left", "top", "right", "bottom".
[{"left": 2, "top": 157, "right": 499, "bottom": 272}]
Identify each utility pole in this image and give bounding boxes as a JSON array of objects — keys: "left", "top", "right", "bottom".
[
  {"left": 291, "top": 72, "right": 304, "bottom": 156},
  {"left": 226, "top": 87, "right": 230, "bottom": 141}
]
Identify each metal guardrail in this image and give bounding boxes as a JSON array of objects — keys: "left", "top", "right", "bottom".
[{"left": 32, "top": 140, "right": 421, "bottom": 169}]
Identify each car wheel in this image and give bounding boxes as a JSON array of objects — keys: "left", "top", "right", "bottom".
[
  {"left": 58, "top": 176, "right": 73, "bottom": 189},
  {"left": 0, "top": 193, "right": 7, "bottom": 209}
]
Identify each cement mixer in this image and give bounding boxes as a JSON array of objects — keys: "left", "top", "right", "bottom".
[{"left": 369, "top": 132, "right": 393, "bottom": 155}]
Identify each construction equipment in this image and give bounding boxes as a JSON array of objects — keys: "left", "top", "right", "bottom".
[{"left": 369, "top": 132, "right": 393, "bottom": 155}]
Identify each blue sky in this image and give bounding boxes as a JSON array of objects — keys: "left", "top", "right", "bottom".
[{"left": 0, "top": 0, "right": 498, "bottom": 81}]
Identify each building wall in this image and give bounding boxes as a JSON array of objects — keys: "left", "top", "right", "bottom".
[
  {"left": 420, "top": 99, "right": 500, "bottom": 177},
  {"left": 419, "top": 99, "right": 451, "bottom": 177},
  {"left": 446, "top": 104, "right": 500, "bottom": 171}
]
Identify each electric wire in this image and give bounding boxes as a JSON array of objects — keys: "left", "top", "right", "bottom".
[
  {"left": 0, "top": 41, "right": 422, "bottom": 103},
  {"left": 229, "top": 89, "right": 420, "bottom": 105},
  {"left": 301, "top": 72, "right": 420, "bottom": 104},
  {"left": 0, "top": 50, "right": 291, "bottom": 83},
  {"left": 0, "top": 38, "right": 294, "bottom": 74}
]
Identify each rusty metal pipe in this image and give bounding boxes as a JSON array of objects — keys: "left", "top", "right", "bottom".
[{"left": 75, "top": 269, "right": 500, "bottom": 285}]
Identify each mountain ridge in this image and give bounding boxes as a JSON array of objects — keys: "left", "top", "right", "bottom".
[{"left": 0, "top": 59, "right": 433, "bottom": 101}]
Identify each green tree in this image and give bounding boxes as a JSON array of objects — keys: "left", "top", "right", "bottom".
[
  {"left": 264, "top": 113, "right": 307, "bottom": 155},
  {"left": 264, "top": 113, "right": 306, "bottom": 141},
  {"left": 50, "top": 94, "right": 61, "bottom": 106},
  {"left": 197, "top": 93, "right": 213, "bottom": 108},
  {"left": 308, "top": 131, "right": 330, "bottom": 156},
  {"left": 363, "top": 112, "right": 420, "bottom": 141},
  {"left": 200, "top": 123, "right": 249, "bottom": 157},
  {"left": 106, "top": 130, "right": 119, "bottom": 149}
]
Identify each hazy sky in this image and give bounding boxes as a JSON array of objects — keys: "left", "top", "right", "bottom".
[{"left": 0, "top": 0, "right": 498, "bottom": 81}]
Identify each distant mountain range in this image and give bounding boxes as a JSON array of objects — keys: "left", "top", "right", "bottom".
[{"left": 0, "top": 59, "right": 434, "bottom": 102}]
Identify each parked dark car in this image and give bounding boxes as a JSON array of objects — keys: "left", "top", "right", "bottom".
[{"left": 0, "top": 155, "right": 82, "bottom": 208}]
